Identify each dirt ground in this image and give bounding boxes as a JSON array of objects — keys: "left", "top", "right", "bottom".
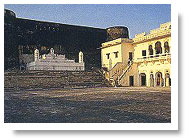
[{"left": 4, "top": 87, "right": 171, "bottom": 123}]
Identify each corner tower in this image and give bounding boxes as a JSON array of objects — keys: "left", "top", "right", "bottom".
[
  {"left": 101, "top": 26, "right": 133, "bottom": 70},
  {"left": 106, "top": 26, "right": 129, "bottom": 41}
]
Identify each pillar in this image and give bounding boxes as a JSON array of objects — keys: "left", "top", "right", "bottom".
[
  {"left": 79, "top": 51, "right": 84, "bottom": 63},
  {"left": 162, "top": 71, "right": 165, "bottom": 87},
  {"left": 146, "top": 72, "right": 150, "bottom": 87},
  {"left": 161, "top": 41, "right": 164, "bottom": 55},
  {"left": 34, "top": 49, "right": 39, "bottom": 61},
  {"left": 50, "top": 48, "right": 55, "bottom": 55},
  {"left": 165, "top": 76, "right": 169, "bottom": 87}
]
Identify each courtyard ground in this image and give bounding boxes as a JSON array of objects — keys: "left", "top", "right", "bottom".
[{"left": 4, "top": 87, "right": 171, "bottom": 123}]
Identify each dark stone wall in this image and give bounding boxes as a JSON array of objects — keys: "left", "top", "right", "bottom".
[
  {"left": 4, "top": 9, "right": 19, "bottom": 70},
  {"left": 4, "top": 9, "right": 107, "bottom": 70}
]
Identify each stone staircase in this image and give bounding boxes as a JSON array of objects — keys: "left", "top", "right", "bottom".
[
  {"left": 4, "top": 69, "right": 111, "bottom": 90},
  {"left": 104, "top": 61, "right": 134, "bottom": 87},
  {"left": 118, "top": 61, "right": 133, "bottom": 84}
]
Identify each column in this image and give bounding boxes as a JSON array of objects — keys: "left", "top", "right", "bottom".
[
  {"left": 162, "top": 71, "right": 165, "bottom": 87},
  {"left": 146, "top": 72, "right": 150, "bottom": 87},
  {"left": 34, "top": 49, "right": 39, "bottom": 61},
  {"left": 79, "top": 51, "right": 84, "bottom": 63}
]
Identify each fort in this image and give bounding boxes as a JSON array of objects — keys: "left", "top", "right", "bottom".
[
  {"left": 4, "top": 9, "right": 107, "bottom": 70},
  {"left": 4, "top": 7, "right": 171, "bottom": 123},
  {"left": 4, "top": 9, "right": 171, "bottom": 88}
]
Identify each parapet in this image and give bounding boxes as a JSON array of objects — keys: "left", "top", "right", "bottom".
[
  {"left": 133, "top": 22, "right": 171, "bottom": 43},
  {"left": 102, "top": 38, "right": 133, "bottom": 48}
]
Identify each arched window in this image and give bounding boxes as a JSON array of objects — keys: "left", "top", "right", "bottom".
[
  {"left": 149, "top": 45, "right": 153, "bottom": 58},
  {"left": 164, "top": 42, "right": 170, "bottom": 53},
  {"left": 155, "top": 41, "right": 162, "bottom": 56}
]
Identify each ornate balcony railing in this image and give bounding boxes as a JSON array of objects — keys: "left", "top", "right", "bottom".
[{"left": 135, "top": 53, "right": 171, "bottom": 63}]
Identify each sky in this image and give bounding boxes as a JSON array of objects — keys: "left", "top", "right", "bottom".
[{"left": 4, "top": 4, "right": 171, "bottom": 38}]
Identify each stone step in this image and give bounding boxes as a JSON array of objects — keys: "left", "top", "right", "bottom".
[
  {"left": 4, "top": 71, "right": 102, "bottom": 77},
  {"left": 4, "top": 70, "right": 111, "bottom": 90}
]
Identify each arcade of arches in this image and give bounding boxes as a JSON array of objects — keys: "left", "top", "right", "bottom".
[
  {"left": 139, "top": 71, "right": 171, "bottom": 87},
  {"left": 149, "top": 41, "right": 170, "bottom": 57},
  {"left": 136, "top": 39, "right": 171, "bottom": 87}
]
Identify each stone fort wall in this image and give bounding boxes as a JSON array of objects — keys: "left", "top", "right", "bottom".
[{"left": 4, "top": 9, "right": 107, "bottom": 70}]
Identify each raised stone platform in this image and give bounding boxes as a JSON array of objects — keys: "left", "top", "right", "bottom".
[{"left": 27, "top": 48, "right": 85, "bottom": 71}]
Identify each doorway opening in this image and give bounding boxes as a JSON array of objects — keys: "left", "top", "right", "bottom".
[
  {"left": 129, "top": 76, "right": 134, "bottom": 86},
  {"left": 140, "top": 73, "right": 146, "bottom": 86},
  {"left": 155, "top": 72, "right": 163, "bottom": 86}
]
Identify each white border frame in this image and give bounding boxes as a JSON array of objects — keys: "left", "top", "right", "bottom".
[{"left": 0, "top": 0, "right": 178, "bottom": 130}]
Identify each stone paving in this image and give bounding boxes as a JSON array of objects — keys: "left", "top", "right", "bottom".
[{"left": 4, "top": 87, "right": 171, "bottom": 123}]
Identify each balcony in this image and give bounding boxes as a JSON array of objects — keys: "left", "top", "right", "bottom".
[{"left": 135, "top": 53, "right": 171, "bottom": 63}]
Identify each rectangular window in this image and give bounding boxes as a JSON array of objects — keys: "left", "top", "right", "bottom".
[
  {"left": 142, "top": 50, "right": 146, "bottom": 58},
  {"left": 114, "top": 51, "right": 119, "bottom": 58},
  {"left": 106, "top": 53, "right": 110, "bottom": 59}
]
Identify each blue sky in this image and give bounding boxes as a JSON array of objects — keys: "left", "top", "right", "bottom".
[{"left": 4, "top": 4, "right": 171, "bottom": 38}]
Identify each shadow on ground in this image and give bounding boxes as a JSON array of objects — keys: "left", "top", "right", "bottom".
[{"left": 4, "top": 87, "right": 171, "bottom": 123}]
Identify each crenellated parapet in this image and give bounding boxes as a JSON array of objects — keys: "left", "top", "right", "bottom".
[{"left": 133, "top": 22, "right": 171, "bottom": 43}]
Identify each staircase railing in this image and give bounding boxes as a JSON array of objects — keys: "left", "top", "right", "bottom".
[
  {"left": 102, "top": 60, "right": 134, "bottom": 86},
  {"left": 118, "top": 61, "right": 133, "bottom": 85},
  {"left": 108, "top": 62, "right": 125, "bottom": 80}
]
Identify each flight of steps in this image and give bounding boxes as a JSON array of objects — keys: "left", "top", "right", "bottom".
[{"left": 4, "top": 69, "right": 111, "bottom": 90}]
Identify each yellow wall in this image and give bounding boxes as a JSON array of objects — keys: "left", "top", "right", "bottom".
[
  {"left": 136, "top": 60, "right": 171, "bottom": 87},
  {"left": 121, "top": 42, "right": 134, "bottom": 64},
  {"left": 101, "top": 22, "right": 171, "bottom": 87},
  {"left": 119, "top": 63, "right": 138, "bottom": 86},
  {"left": 101, "top": 43, "right": 122, "bottom": 70},
  {"left": 101, "top": 38, "right": 134, "bottom": 71},
  {"left": 133, "top": 36, "right": 171, "bottom": 87}
]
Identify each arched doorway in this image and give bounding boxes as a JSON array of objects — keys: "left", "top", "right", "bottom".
[
  {"left": 149, "top": 45, "right": 153, "bottom": 58},
  {"left": 165, "top": 73, "right": 171, "bottom": 87},
  {"left": 155, "top": 41, "right": 162, "bottom": 57},
  {"left": 150, "top": 74, "right": 154, "bottom": 87},
  {"left": 139, "top": 73, "right": 146, "bottom": 86},
  {"left": 155, "top": 72, "right": 163, "bottom": 86}
]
